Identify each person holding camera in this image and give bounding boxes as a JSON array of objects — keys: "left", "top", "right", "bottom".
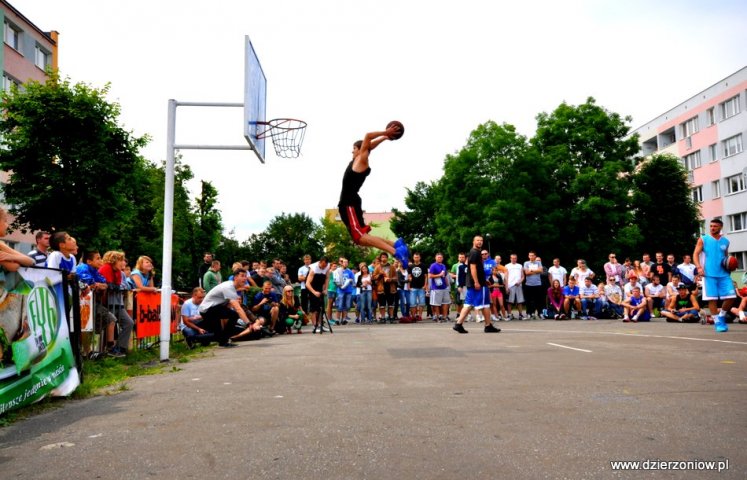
[{"left": 252, "top": 280, "right": 281, "bottom": 333}]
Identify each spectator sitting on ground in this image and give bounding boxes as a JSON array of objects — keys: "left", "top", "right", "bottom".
[
  {"left": 661, "top": 283, "right": 700, "bottom": 323},
  {"left": 622, "top": 286, "right": 650, "bottom": 322},
  {"left": 604, "top": 276, "right": 624, "bottom": 319},
  {"left": 131, "top": 255, "right": 158, "bottom": 292},
  {"left": 203, "top": 260, "right": 222, "bottom": 292},
  {"left": 547, "top": 279, "right": 566, "bottom": 320},
  {"left": 597, "top": 280, "right": 609, "bottom": 317},
  {"left": 645, "top": 274, "right": 667, "bottom": 317},
  {"left": 729, "top": 284, "right": 747, "bottom": 323},
  {"left": 624, "top": 274, "right": 643, "bottom": 300},
  {"left": 562, "top": 277, "right": 581, "bottom": 318},
  {"left": 252, "top": 280, "right": 280, "bottom": 333},
  {"left": 665, "top": 273, "right": 682, "bottom": 302},
  {"left": 278, "top": 285, "right": 304, "bottom": 334},
  {"left": 27, "top": 230, "right": 51, "bottom": 267},
  {"left": 179, "top": 287, "right": 212, "bottom": 348},
  {"left": 579, "top": 277, "right": 602, "bottom": 320},
  {"left": 75, "top": 250, "right": 120, "bottom": 357}
]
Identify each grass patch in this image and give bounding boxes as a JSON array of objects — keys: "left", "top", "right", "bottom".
[{"left": 1, "top": 339, "right": 213, "bottom": 426}]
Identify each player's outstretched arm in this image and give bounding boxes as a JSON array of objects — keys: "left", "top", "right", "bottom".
[{"left": 361, "top": 130, "right": 389, "bottom": 154}]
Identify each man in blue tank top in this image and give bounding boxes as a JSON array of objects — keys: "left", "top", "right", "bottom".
[
  {"left": 338, "top": 124, "right": 409, "bottom": 268},
  {"left": 693, "top": 218, "right": 736, "bottom": 332}
]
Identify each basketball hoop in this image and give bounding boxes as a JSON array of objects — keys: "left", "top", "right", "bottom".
[{"left": 256, "top": 118, "right": 307, "bottom": 158}]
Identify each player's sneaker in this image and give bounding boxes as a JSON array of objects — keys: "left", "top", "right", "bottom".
[
  {"left": 715, "top": 316, "right": 729, "bottom": 333},
  {"left": 394, "top": 245, "right": 409, "bottom": 269},
  {"left": 453, "top": 323, "right": 468, "bottom": 334},
  {"left": 484, "top": 324, "right": 501, "bottom": 333}
]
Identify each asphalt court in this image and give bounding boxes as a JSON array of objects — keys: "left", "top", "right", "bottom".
[{"left": 1, "top": 320, "right": 745, "bottom": 479}]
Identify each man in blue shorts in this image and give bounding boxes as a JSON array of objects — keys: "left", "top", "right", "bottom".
[
  {"left": 453, "top": 235, "right": 501, "bottom": 334},
  {"left": 693, "top": 218, "right": 736, "bottom": 332}
]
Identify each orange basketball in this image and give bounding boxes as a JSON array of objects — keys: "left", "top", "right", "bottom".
[
  {"left": 387, "top": 120, "right": 404, "bottom": 140},
  {"left": 721, "top": 255, "right": 739, "bottom": 272}
]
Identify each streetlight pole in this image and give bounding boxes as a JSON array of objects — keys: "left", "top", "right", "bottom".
[{"left": 485, "top": 233, "right": 492, "bottom": 255}]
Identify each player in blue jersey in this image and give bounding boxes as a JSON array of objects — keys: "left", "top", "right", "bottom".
[{"left": 693, "top": 218, "right": 736, "bottom": 332}]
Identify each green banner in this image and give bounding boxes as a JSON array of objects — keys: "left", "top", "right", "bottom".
[{"left": 0, "top": 267, "right": 80, "bottom": 415}]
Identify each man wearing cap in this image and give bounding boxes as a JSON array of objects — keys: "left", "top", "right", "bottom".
[
  {"left": 661, "top": 283, "right": 700, "bottom": 323},
  {"left": 623, "top": 274, "right": 643, "bottom": 300}
]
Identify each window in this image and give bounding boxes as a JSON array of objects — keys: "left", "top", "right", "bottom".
[
  {"left": 681, "top": 116, "right": 699, "bottom": 138},
  {"left": 722, "top": 134, "right": 743, "bottom": 157},
  {"left": 699, "top": 221, "right": 706, "bottom": 236},
  {"left": 729, "top": 212, "right": 747, "bottom": 232},
  {"left": 4, "top": 22, "right": 20, "bottom": 50},
  {"left": 683, "top": 150, "right": 701, "bottom": 170},
  {"left": 726, "top": 174, "right": 745, "bottom": 195},
  {"left": 34, "top": 46, "right": 49, "bottom": 69},
  {"left": 709, "top": 143, "right": 718, "bottom": 162},
  {"left": 720, "top": 95, "right": 741, "bottom": 120},
  {"left": 2, "top": 73, "right": 19, "bottom": 93},
  {"left": 712, "top": 180, "right": 721, "bottom": 199},
  {"left": 706, "top": 107, "right": 716, "bottom": 126},
  {"left": 731, "top": 251, "right": 745, "bottom": 270},
  {"left": 691, "top": 186, "right": 703, "bottom": 203}
]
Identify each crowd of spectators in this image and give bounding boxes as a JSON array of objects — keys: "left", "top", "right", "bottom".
[
  {"left": 7, "top": 216, "right": 744, "bottom": 356},
  {"left": 178, "top": 247, "right": 747, "bottom": 347}
]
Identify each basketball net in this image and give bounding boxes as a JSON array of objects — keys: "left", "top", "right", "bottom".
[{"left": 256, "top": 118, "right": 307, "bottom": 158}]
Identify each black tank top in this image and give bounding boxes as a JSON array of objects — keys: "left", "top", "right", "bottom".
[{"left": 339, "top": 161, "right": 371, "bottom": 206}]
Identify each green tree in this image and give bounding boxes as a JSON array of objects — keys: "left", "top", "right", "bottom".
[
  {"left": 320, "top": 216, "right": 371, "bottom": 265},
  {"left": 130, "top": 159, "right": 200, "bottom": 290},
  {"left": 391, "top": 180, "right": 441, "bottom": 259},
  {"left": 0, "top": 74, "right": 148, "bottom": 250},
  {"left": 260, "top": 213, "right": 324, "bottom": 277},
  {"left": 434, "top": 121, "right": 533, "bottom": 260},
  {"left": 193, "top": 180, "right": 222, "bottom": 259},
  {"left": 531, "top": 97, "right": 641, "bottom": 266},
  {"left": 631, "top": 153, "right": 700, "bottom": 256}
]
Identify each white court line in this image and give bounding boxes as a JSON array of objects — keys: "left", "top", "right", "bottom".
[
  {"left": 547, "top": 342, "right": 592, "bottom": 353},
  {"left": 509, "top": 328, "right": 747, "bottom": 346}
]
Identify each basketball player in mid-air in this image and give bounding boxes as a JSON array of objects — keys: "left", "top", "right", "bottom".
[{"left": 339, "top": 123, "right": 410, "bottom": 268}]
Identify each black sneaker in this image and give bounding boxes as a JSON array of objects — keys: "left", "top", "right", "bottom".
[
  {"left": 484, "top": 324, "right": 501, "bottom": 333},
  {"left": 185, "top": 336, "right": 195, "bottom": 349},
  {"left": 219, "top": 343, "right": 238, "bottom": 348},
  {"left": 107, "top": 346, "right": 125, "bottom": 358},
  {"left": 453, "top": 323, "right": 469, "bottom": 334}
]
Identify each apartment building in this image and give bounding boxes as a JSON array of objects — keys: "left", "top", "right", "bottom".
[
  {"left": 630, "top": 67, "right": 747, "bottom": 272},
  {"left": 0, "top": 1, "right": 58, "bottom": 252}
]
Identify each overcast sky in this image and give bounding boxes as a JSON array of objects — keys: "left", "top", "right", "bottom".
[{"left": 12, "top": 0, "right": 747, "bottom": 240}]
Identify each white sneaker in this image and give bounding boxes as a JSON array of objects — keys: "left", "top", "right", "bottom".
[
  {"left": 466, "top": 313, "right": 474, "bottom": 322},
  {"left": 739, "top": 311, "right": 745, "bottom": 322},
  {"left": 476, "top": 314, "right": 484, "bottom": 323},
  {"left": 490, "top": 314, "right": 498, "bottom": 322}
]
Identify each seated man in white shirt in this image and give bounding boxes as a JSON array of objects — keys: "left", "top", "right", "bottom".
[{"left": 644, "top": 274, "right": 667, "bottom": 317}]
